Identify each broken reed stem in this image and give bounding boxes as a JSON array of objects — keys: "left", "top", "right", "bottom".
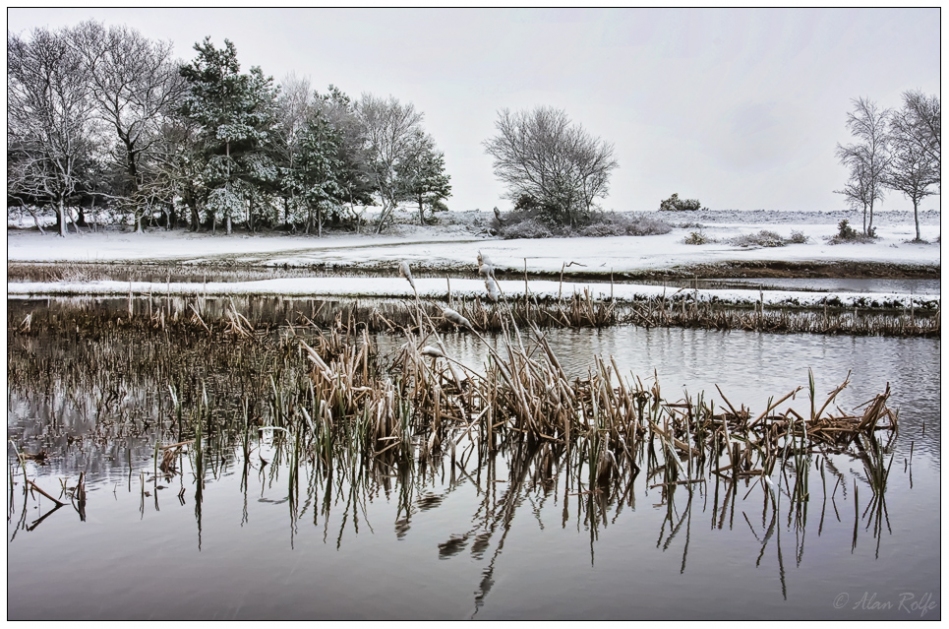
[{"left": 27, "top": 480, "right": 66, "bottom": 507}]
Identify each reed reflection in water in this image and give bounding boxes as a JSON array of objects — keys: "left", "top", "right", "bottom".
[{"left": 6, "top": 299, "right": 939, "bottom": 620}]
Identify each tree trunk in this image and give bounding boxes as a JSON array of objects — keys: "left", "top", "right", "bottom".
[
  {"left": 225, "top": 140, "right": 231, "bottom": 235},
  {"left": 57, "top": 199, "right": 67, "bottom": 237},
  {"left": 350, "top": 195, "right": 360, "bottom": 234},
  {"left": 190, "top": 199, "right": 200, "bottom": 232},
  {"left": 26, "top": 206, "right": 45, "bottom": 235},
  {"left": 376, "top": 201, "right": 393, "bottom": 234},
  {"left": 868, "top": 199, "right": 875, "bottom": 236},
  {"left": 862, "top": 202, "right": 868, "bottom": 235},
  {"left": 913, "top": 198, "right": 921, "bottom": 241}
]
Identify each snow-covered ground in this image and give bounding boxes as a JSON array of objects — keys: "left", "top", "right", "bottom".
[
  {"left": 7, "top": 210, "right": 940, "bottom": 270},
  {"left": 7, "top": 210, "right": 941, "bottom": 309}
]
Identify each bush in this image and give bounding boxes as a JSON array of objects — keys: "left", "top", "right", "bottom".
[
  {"left": 659, "top": 193, "right": 703, "bottom": 212},
  {"left": 501, "top": 217, "right": 553, "bottom": 239},
  {"left": 577, "top": 212, "right": 672, "bottom": 237},
  {"left": 730, "top": 230, "right": 786, "bottom": 247},
  {"left": 624, "top": 213, "right": 674, "bottom": 236},
  {"left": 498, "top": 209, "right": 673, "bottom": 239},
  {"left": 683, "top": 230, "right": 712, "bottom": 245},
  {"left": 788, "top": 230, "right": 807, "bottom": 244},
  {"left": 837, "top": 219, "right": 859, "bottom": 240},
  {"left": 828, "top": 219, "right": 876, "bottom": 244},
  {"left": 578, "top": 222, "right": 622, "bottom": 237}
]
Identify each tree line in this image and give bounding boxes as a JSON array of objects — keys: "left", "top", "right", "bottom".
[
  {"left": 8, "top": 23, "right": 454, "bottom": 237},
  {"left": 8, "top": 22, "right": 622, "bottom": 238},
  {"left": 23, "top": 22, "right": 937, "bottom": 243},
  {"left": 835, "top": 92, "right": 940, "bottom": 242}
]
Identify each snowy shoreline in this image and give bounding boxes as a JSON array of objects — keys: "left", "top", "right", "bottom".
[
  {"left": 7, "top": 211, "right": 940, "bottom": 269},
  {"left": 7, "top": 276, "right": 940, "bottom": 312},
  {"left": 7, "top": 210, "right": 941, "bottom": 310}
]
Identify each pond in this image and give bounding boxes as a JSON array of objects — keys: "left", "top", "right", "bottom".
[{"left": 7, "top": 297, "right": 940, "bottom": 620}]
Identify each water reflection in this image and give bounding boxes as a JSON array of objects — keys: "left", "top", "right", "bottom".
[
  {"left": 9, "top": 424, "right": 926, "bottom": 619},
  {"left": 6, "top": 301, "right": 940, "bottom": 620}
]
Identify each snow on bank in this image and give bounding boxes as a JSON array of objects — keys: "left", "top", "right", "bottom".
[
  {"left": 6, "top": 229, "right": 486, "bottom": 264},
  {"left": 7, "top": 218, "right": 940, "bottom": 275},
  {"left": 7, "top": 276, "right": 940, "bottom": 311}
]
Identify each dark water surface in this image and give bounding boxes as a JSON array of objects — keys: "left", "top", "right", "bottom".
[{"left": 7, "top": 299, "right": 940, "bottom": 620}]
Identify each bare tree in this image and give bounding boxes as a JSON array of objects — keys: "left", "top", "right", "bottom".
[
  {"left": 483, "top": 107, "right": 617, "bottom": 226},
  {"left": 886, "top": 96, "right": 939, "bottom": 242},
  {"left": 151, "top": 116, "right": 206, "bottom": 230},
  {"left": 889, "top": 90, "right": 940, "bottom": 188},
  {"left": 834, "top": 147, "right": 874, "bottom": 225},
  {"left": 68, "top": 21, "right": 186, "bottom": 231},
  {"left": 8, "top": 28, "right": 98, "bottom": 237},
  {"left": 835, "top": 98, "right": 890, "bottom": 236},
  {"left": 354, "top": 94, "right": 424, "bottom": 233}
]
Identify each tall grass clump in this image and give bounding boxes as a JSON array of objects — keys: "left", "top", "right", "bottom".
[{"left": 8, "top": 296, "right": 906, "bottom": 570}]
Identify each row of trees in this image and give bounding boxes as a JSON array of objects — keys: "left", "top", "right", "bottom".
[
  {"left": 8, "top": 22, "right": 452, "bottom": 237},
  {"left": 835, "top": 92, "right": 940, "bottom": 241}
]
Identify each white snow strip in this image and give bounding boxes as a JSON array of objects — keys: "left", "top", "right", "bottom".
[
  {"left": 8, "top": 277, "right": 940, "bottom": 310},
  {"left": 7, "top": 219, "right": 940, "bottom": 273}
]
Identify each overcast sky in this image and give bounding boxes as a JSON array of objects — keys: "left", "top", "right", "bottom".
[{"left": 8, "top": 7, "right": 941, "bottom": 214}]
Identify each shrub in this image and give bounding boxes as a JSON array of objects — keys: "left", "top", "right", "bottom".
[
  {"left": 578, "top": 222, "right": 622, "bottom": 237},
  {"left": 828, "top": 219, "right": 876, "bottom": 245},
  {"left": 659, "top": 193, "right": 703, "bottom": 212},
  {"left": 683, "top": 230, "right": 712, "bottom": 245},
  {"left": 837, "top": 219, "right": 859, "bottom": 240},
  {"left": 788, "top": 230, "right": 807, "bottom": 244},
  {"left": 625, "top": 214, "right": 673, "bottom": 236},
  {"left": 730, "top": 230, "right": 786, "bottom": 247},
  {"left": 577, "top": 212, "right": 673, "bottom": 237},
  {"left": 497, "top": 209, "right": 672, "bottom": 239},
  {"left": 828, "top": 219, "right": 876, "bottom": 244},
  {"left": 501, "top": 217, "right": 553, "bottom": 239}
]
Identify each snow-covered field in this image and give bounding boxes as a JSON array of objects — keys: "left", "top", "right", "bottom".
[{"left": 7, "top": 209, "right": 941, "bottom": 310}]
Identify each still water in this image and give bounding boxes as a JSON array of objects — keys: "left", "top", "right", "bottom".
[{"left": 7, "top": 299, "right": 940, "bottom": 620}]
